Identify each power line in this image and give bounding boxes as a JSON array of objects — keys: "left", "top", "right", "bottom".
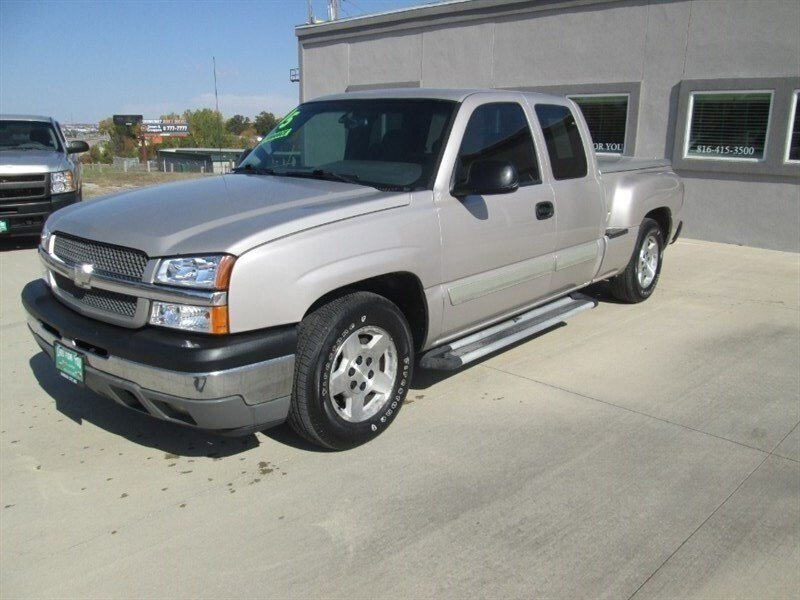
[{"left": 343, "top": 0, "right": 367, "bottom": 16}]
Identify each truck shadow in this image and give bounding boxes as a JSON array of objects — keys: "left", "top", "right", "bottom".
[
  {"left": 581, "top": 281, "right": 628, "bottom": 304},
  {"left": 29, "top": 352, "right": 259, "bottom": 458},
  {"left": 411, "top": 284, "right": 619, "bottom": 389},
  {"left": 27, "top": 284, "right": 615, "bottom": 454},
  {"left": 0, "top": 237, "right": 39, "bottom": 252},
  {"left": 260, "top": 424, "right": 333, "bottom": 452},
  {"left": 410, "top": 322, "right": 566, "bottom": 390}
]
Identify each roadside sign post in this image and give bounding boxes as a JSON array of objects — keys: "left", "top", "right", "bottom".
[
  {"left": 138, "top": 124, "right": 147, "bottom": 166},
  {"left": 113, "top": 115, "right": 147, "bottom": 166}
]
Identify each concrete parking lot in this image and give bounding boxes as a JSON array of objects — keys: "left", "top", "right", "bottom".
[{"left": 1, "top": 237, "right": 798, "bottom": 599}]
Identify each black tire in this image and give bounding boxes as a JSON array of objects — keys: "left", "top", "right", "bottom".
[
  {"left": 288, "top": 291, "right": 414, "bottom": 450},
  {"left": 609, "top": 218, "right": 664, "bottom": 303}
]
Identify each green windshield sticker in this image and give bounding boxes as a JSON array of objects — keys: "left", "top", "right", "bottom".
[
  {"left": 263, "top": 128, "right": 293, "bottom": 143},
  {"left": 278, "top": 108, "right": 300, "bottom": 129},
  {"left": 263, "top": 108, "right": 301, "bottom": 143}
]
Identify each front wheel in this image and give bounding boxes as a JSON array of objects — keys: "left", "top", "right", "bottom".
[
  {"left": 288, "top": 291, "right": 414, "bottom": 450},
  {"left": 609, "top": 218, "right": 664, "bottom": 303}
]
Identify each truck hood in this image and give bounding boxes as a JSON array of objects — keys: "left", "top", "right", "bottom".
[
  {"left": 0, "top": 150, "right": 70, "bottom": 173},
  {"left": 47, "top": 173, "right": 410, "bottom": 257}
]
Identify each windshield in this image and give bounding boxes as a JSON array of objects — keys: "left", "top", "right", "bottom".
[
  {"left": 0, "top": 120, "right": 61, "bottom": 151},
  {"left": 237, "top": 99, "right": 457, "bottom": 191}
]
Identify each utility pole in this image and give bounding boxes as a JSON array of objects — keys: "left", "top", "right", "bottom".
[
  {"left": 213, "top": 56, "right": 223, "bottom": 163},
  {"left": 328, "top": 0, "right": 340, "bottom": 21}
]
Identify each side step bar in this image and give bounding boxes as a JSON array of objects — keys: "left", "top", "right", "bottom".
[{"left": 419, "top": 293, "right": 598, "bottom": 370}]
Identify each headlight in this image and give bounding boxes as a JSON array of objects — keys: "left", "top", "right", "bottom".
[
  {"left": 40, "top": 223, "right": 52, "bottom": 285},
  {"left": 150, "top": 302, "right": 229, "bottom": 335},
  {"left": 154, "top": 255, "right": 235, "bottom": 289},
  {"left": 151, "top": 254, "right": 235, "bottom": 334},
  {"left": 50, "top": 170, "right": 76, "bottom": 194},
  {"left": 40, "top": 223, "right": 51, "bottom": 250}
]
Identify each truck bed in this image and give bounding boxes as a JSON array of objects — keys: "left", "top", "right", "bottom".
[{"left": 597, "top": 156, "right": 672, "bottom": 174}]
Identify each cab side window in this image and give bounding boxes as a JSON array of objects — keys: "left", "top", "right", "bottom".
[
  {"left": 534, "top": 104, "right": 588, "bottom": 180},
  {"left": 455, "top": 103, "right": 540, "bottom": 187}
]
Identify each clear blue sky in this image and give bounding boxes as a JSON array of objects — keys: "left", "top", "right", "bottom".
[{"left": 0, "top": 0, "right": 436, "bottom": 123}]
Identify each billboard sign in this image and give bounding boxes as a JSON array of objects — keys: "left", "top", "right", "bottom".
[
  {"left": 142, "top": 118, "right": 190, "bottom": 138},
  {"left": 113, "top": 114, "right": 143, "bottom": 126}
]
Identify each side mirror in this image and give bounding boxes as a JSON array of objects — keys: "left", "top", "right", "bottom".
[
  {"left": 67, "top": 140, "right": 90, "bottom": 154},
  {"left": 452, "top": 160, "right": 519, "bottom": 197},
  {"left": 235, "top": 148, "right": 252, "bottom": 167}
]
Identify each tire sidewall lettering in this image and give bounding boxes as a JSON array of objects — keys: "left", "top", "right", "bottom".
[{"left": 316, "top": 304, "right": 412, "bottom": 435}]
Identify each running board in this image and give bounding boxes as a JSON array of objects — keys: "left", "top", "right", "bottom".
[{"left": 420, "top": 294, "right": 598, "bottom": 370}]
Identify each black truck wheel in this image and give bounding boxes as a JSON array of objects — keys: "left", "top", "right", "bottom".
[
  {"left": 288, "top": 292, "right": 414, "bottom": 450},
  {"left": 609, "top": 218, "right": 664, "bottom": 303}
]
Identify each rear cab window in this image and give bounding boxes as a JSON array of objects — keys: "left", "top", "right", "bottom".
[
  {"left": 534, "top": 104, "right": 588, "bottom": 180},
  {"left": 454, "top": 102, "right": 540, "bottom": 187}
]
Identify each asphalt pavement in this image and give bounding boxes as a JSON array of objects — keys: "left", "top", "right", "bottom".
[{"left": 1, "top": 237, "right": 798, "bottom": 599}]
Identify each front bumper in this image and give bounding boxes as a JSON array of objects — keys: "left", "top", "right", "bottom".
[
  {"left": 22, "top": 279, "right": 297, "bottom": 435},
  {"left": 1, "top": 191, "right": 80, "bottom": 236}
]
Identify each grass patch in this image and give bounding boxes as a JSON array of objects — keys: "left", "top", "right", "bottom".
[{"left": 81, "top": 168, "right": 213, "bottom": 199}]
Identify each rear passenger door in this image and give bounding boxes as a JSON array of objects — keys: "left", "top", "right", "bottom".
[
  {"left": 533, "top": 103, "right": 605, "bottom": 292},
  {"left": 436, "top": 98, "right": 556, "bottom": 340}
]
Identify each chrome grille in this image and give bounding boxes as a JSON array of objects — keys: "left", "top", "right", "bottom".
[
  {"left": 53, "top": 273, "right": 138, "bottom": 318},
  {"left": 53, "top": 234, "right": 148, "bottom": 281}
]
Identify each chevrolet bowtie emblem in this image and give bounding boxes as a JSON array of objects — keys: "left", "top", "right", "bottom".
[{"left": 73, "top": 263, "right": 94, "bottom": 289}]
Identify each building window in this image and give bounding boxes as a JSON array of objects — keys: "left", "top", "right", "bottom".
[
  {"left": 685, "top": 91, "right": 772, "bottom": 161},
  {"left": 569, "top": 95, "right": 628, "bottom": 154},
  {"left": 534, "top": 104, "right": 588, "bottom": 180},
  {"left": 787, "top": 91, "right": 800, "bottom": 163}
]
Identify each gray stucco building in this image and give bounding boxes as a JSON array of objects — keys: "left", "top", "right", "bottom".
[{"left": 295, "top": 0, "right": 799, "bottom": 251}]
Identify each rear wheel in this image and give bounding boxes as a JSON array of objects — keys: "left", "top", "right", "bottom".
[
  {"left": 288, "top": 291, "right": 414, "bottom": 450},
  {"left": 609, "top": 218, "right": 664, "bottom": 303}
]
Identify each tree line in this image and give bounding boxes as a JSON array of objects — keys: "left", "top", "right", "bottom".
[{"left": 87, "top": 110, "right": 281, "bottom": 163}]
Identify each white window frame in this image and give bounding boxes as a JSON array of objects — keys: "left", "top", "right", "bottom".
[
  {"left": 568, "top": 93, "right": 630, "bottom": 156},
  {"left": 784, "top": 90, "right": 799, "bottom": 164},
  {"left": 683, "top": 90, "right": 774, "bottom": 163}
]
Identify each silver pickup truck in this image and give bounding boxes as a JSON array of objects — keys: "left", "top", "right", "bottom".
[
  {"left": 1, "top": 115, "right": 89, "bottom": 236},
  {"left": 22, "top": 89, "right": 683, "bottom": 449}
]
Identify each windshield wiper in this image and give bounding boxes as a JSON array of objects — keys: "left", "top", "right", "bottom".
[
  {"left": 234, "top": 166, "right": 381, "bottom": 190},
  {"left": 231, "top": 165, "right": 275, "bottom": 175},
  {"left": 284, "top": 169, "right": 366, "bottom": 187}
]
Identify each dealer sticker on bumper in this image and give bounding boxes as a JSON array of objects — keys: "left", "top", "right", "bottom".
[
  {"left": 54, "top": 342, "right": 85, "bottom": 384},
  {"left": 0, "top": 220, "right": 8, "bottom": 234}
]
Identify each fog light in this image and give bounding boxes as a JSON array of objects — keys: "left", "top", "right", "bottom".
[{"left": 150, "top": 302, "right": 228, "bottom": 334}]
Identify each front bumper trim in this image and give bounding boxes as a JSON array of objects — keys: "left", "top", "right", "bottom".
[
  {"left": 29, "top": 314, "right": 294, "bottom": 404},
  {"left": 28, "top": 313, "right": 295, "bottom": 433}
]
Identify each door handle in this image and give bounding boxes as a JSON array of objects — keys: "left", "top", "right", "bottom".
[{"left": 536, "top": 201, "right": 554, "bottom": 220}]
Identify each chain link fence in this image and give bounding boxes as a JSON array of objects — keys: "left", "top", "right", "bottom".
[{"left": 84, "top": 157, "right": 235, "bottom": 174}]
